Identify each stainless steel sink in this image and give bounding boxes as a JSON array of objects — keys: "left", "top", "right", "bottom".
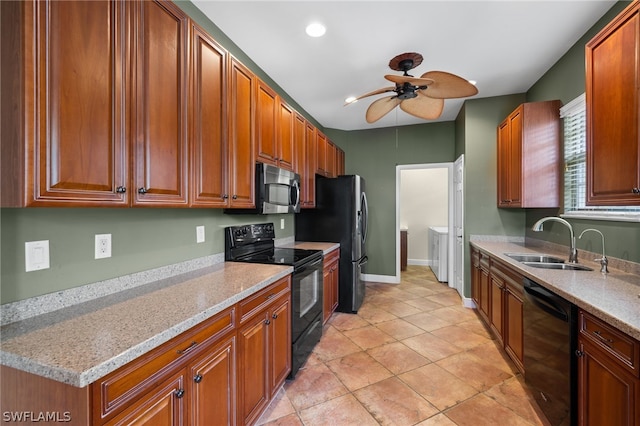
[
  {"left": 505, "top": 253, "right": 565, "bottom": 263},
  {"left": 522, "top": 262, "right": 593, "bottom": 271}
]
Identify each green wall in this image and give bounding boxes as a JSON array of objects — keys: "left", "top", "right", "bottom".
[{"left": 0, "top": 209, "right": 294, "bottom": 303}]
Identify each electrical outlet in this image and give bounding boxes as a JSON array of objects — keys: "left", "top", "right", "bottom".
[
  {"left": 196, "top": 226, "right": 205, "bottom": 243},
  {"left": 25, "top": 240, "right": 50, "bottom": 272},
  {"left": 95, "top": 234, "right": 111, "bottom": 259},
  {"left": 280, "top": 218, "right": 285, "bottom": 229}
]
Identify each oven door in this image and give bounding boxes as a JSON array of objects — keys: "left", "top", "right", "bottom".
[{"left": 291, "top": 255, "right": 323, "bottom": 343}]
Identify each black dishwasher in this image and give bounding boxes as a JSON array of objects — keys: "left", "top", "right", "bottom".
[{"left": 523, "top": 277, "right": 577, "bottom": 426}]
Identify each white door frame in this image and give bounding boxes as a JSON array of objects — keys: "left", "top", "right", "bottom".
[{"left": 395, "top": 162, "right": 454, "bottom": 284}]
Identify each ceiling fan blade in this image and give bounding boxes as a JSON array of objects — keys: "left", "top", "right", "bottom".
[
  {"left": 385, "top": 74, "right": 434, "bottom": 86},
  {"left": 346, "top": 86, "right": 395, "bottom": 105},
  {"left": 366, "top": 96, "right": 401, "bottom": 123},
  {"left": 399, "top": 95, "right": 444, "bottom": 120},
  {"left": 420, "top": 71, "right": 478, "bottom": 99}
]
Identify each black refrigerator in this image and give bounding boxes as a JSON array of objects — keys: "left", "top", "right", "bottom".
[{"left": 295, "top": 174, "right": 368, "bottom": 313}]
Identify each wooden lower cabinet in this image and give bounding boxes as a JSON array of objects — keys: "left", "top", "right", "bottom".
[
  {"left": 322, "top": 249, "right": 340, "bottom": 324},
  {"left": 237, "top": 277, "right": 292, "bottom": 426},
  {"left": 469, "top": 246, "right": 524, "bottom": 373},
  {"left": 577, "top": 310, "right": 640, "bottom": 426}
]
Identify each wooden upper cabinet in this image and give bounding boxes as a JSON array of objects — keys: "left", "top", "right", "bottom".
[
  {"left": 277, "top": 101, "right": 295, "bottom": 171},
  {"left": 303, "top": 122, "right": 317, "bottom": 208},
  {"left": 497, "top": 100, "right": 561, "bottom": 208},
  {"left": 316, "top": 131, "right": 328, "bottom": 176},
  {"left": 3, "top": 0, "right": 129, "bottom": 207},
  {"left": 336, "top": 147, "right": 345, "bottom": 176},
  {"left": 293, "top": 113, "right": 306, "bottom": 177},
  {"left": 586, "top": 1, "right": 640, "bottom": 206},
  {"left": 190, "top": 22, "right": 228, "bottom": 207},
  {"left": 132, "top": 0, "right": 189, "bottom": 207},
  {"left": 255, "top": 80, "right": 278, "bottom": 165},
  {"left": 228, "top": 57, "right": 256, "bottom": 208},
  {"left": 326, "top": 141, "right": 337, "bottom": 178}
]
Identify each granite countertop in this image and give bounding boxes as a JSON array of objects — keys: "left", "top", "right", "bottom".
[
  {"left": 0, "top": 262, "right": 292, "bottom": 388},
  {"left": 470, "top": 240, "right": 640, "bottom": 340},
  {"left": 279, "top": 241, "right": 340, "bottom": 254}
]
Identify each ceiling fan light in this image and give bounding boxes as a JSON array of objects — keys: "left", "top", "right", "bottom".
[
  {"left": 345, "top": 96, "right": 357, "bottom": 104},
  {"left": 468, "top": 80, "right": 477, "bottom": 85},
  {"left": 305, "top": 22, "right": 326, "bottom": 37}
]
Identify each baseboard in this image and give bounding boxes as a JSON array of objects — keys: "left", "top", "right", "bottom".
[
  {"left": 362, "top": 273, "right": 400, "bottom": 284},
  {"left": 462, "top": 297, "right": 476, "bottom": 309},
  {"left": 407, "top": 259, "right": 430, "bottom": 266}
]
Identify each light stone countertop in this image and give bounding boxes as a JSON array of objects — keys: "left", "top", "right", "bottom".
[
  {"left": 279, "top": 241, "right": 340, "bottom": 254},
  {"left": 470, "top": 240, "right": 640, "bottom": 340},
  {"left": 0, "top": 262, "right": 292, "bottom": 388}
]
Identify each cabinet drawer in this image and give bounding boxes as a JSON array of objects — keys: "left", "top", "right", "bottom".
[
  {"left": 93, "top": 306, "right": 236, "bottom": 422},
  {"left": 579, "top": 310, "right": 639, "bottom": 377},
  {"left": 238, "top": 276, "right": 291, "bottom": 324},
  {"left": 324, "top": 248, "right": 339, "bottom": 265}
]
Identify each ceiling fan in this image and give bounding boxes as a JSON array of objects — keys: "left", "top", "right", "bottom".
[{"left": 348, "top": 52, "right": 479, "bottom": 123}]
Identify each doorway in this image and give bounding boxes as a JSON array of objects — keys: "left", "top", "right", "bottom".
[{"left": 396, "top": 163, "right": 457, "bottom": 294}]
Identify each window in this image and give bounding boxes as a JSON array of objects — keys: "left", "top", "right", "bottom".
[{"left": 561, "top": 94, "right": 640, "bottom": 221}]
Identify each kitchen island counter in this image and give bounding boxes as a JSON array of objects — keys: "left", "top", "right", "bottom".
[
  {"left": 470, "top": 240, "right": 640, "bottom": 341},
  {"left": 0, "top": 262, "right": 292, "bottom": 387}
]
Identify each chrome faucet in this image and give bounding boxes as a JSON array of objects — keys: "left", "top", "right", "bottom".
[
  {"left": 578, "top": 228, "right": 609, "bottom": 273},
  {"left": 532, "top": 217, "right": 578, "bottom": 263}
]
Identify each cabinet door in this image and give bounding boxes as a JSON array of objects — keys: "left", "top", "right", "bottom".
[
  {"left": 586, "top": 4, "right": 640, "bottom": 206},
  {"left": 478, "top": 263, "right": 490, "bottom": 322},
  {"left": 270, "top": 296, "right": 292, "bottom": 396},
  {"left": 471, "top": 249, "right": 480, "bottom": 308},
  {"left": 25, "top": 0, "right": 129, "bottom": 206},
  {"left": 303, "top": 123, "right": 317, "bottom": 208},
  {"left": 278, "top": 101, "right": 295, "bottom": 171},
  {"left": 237, "top": 311, "right": 269, "bottom": 426},
  {"left": 256, "top": 80, "right": 278, "bottom": 166},
  {"left": 316, "top": 132, "right": 328, "bottom": 176},
  {"left": 323, "top": 263, "right": 333, "bottom": 324},
  {"left": 133, "top": 0, "right": 189, "bottom": 206},
  {"left": 228, "top": 57, "right": 255, "bottom": 208},
  {"left": 293, "top": 113, "right": 306, "bottom": 177},
  {"left": 507, "top": 109, "right": 523, "bottom": 206},
  {"left": 497, "top": 120, "right": 511, "bottom": 207},
  {"left": 578, "top": 338, "right": 639, "bottom": 426},
  {"left": 330, "top": 258, "right": 340, "bottom": 314},
  {"left": 105, "top": 371, "right": 185, "bottom": 426},
  {"left": 489, "top": 273, "right": 504, "bottom": 344},
  {"left": 188, "top": 334, "right": 236, "bottom": 426},
  {"left": 504, "top": 286, "right": 524, "bottom": 372},
  {"left": 190, "top": 23, "right": 228, "bottom": 207},
  {"left": 336, "top": 147, "right": 345, "bottom": 176},
  {"left": 327, "top": 141, "right": 337, "bottom": 178}
]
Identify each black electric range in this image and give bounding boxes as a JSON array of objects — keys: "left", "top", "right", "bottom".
[{"left": 224, "top": 223, "right": 324, "bottom": 378}]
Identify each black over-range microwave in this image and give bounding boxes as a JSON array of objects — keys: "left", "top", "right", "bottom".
[{"left": 225, "top": 163, "right": 301, "bottom": 215}]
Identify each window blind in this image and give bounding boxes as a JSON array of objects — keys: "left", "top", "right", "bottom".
[{"left": 561, "top": 93, "right": 640, "bottom": 217}]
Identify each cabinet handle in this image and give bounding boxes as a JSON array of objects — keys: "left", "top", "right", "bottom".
[
  {"left": 593, "top": 330, "right": 614, "bottom": 344},
  {"left": 137, "top": 187, "right": 148, "bottom": 194},
  {"left": 633, "top": 188, "right": 640, "bottom": 194},
  {"left": 272, "top": 313, "right": 278, "bottom": 319},
  {"left": 177, "top": 341, "right": 198, "bottom": 355},
  {"left": 266, "top": 293, "right": 275, "bottom": 300},
  {"left": 232, "top": 195, "right": 238, "bottom": 200},
  {"left": 194, "top": 373, "right": 203, "bottom": 383},
  {"left": 222, "top": 194, "right": 229, "bottom": 199},
  {"left": 116, "top": 186, "right": 126, "bottom": 194},
  {"left": 265, "top": 319, "right": 271, "bottom": 325},
  {"left": 175, "top": 389, "right": 185, "bottom": 399},
  {"left": 575, "top": 350, "right": 584, "bottom": 357}
]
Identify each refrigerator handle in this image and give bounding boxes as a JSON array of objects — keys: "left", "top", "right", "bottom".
[
  {"left": 358, "top": 256, "right": 368, "bottom": 266},
  {"left": 360, "top": 192, "right": 369, "bottom": 244}
]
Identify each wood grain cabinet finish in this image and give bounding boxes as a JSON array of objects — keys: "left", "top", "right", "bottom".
[
  {"left": 255, "top": 80, "right": 279, "bottom": 167},
  {"left": 470, "top": 248, "right": 524, "bottom": 373},
  {"left": 497, "top": 100, "right": 562, "bottom": 208},
  {"left": 189, "top": 22, "right": 228, "bottom": 207},
  {"left": 302, "top": 122, "right": 317, "bottom": 208},
  {"left": 577, "top": 310, "right": 640, "bottom": 426},
  {"left": 277, "top": 100, "right": 296, "bottom": 171},
  {"left": 586, "top": 1, "right": 640, "bottom": 206},
  {"left": 237, "top": 276, "right": 292, "bottom": 426},
  {"left": 322, "top": 249, "right": 340, "bottom": 324},
  {"left": 132, "top": 0, "right": 189, "bottom": 207},
  {"left": 336, "top": 146, "right": 345, "bottom": 176},
  {"left": 228, "top": 57, "right": 256, "bottom": 208},
  {"left": 2, "top": 0, "right": 130, "bottom": 207}
]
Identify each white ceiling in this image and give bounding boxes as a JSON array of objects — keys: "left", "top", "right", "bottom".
[{"left": 192, "top": 1, "right": 616, "bottom": 131}]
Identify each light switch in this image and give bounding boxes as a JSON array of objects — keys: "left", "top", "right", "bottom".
[
  {"left": 25, "top": 240, "right": 50, "bottom": 272},
  {"left": 196, "top": 226, "right": 205, "bottom": 243}
]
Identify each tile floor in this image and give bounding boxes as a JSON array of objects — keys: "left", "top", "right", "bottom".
[{"left": 257, "top": 265, "right": 550, "bottom": 426}]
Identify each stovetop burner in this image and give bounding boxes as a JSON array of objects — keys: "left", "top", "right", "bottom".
[{"left": 225, "top": 223, "right": 322, "bottom": 268}]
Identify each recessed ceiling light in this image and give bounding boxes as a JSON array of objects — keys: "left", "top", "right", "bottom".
[{"left": 305, "top": 22, "right": 326, "bottom": 38}]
